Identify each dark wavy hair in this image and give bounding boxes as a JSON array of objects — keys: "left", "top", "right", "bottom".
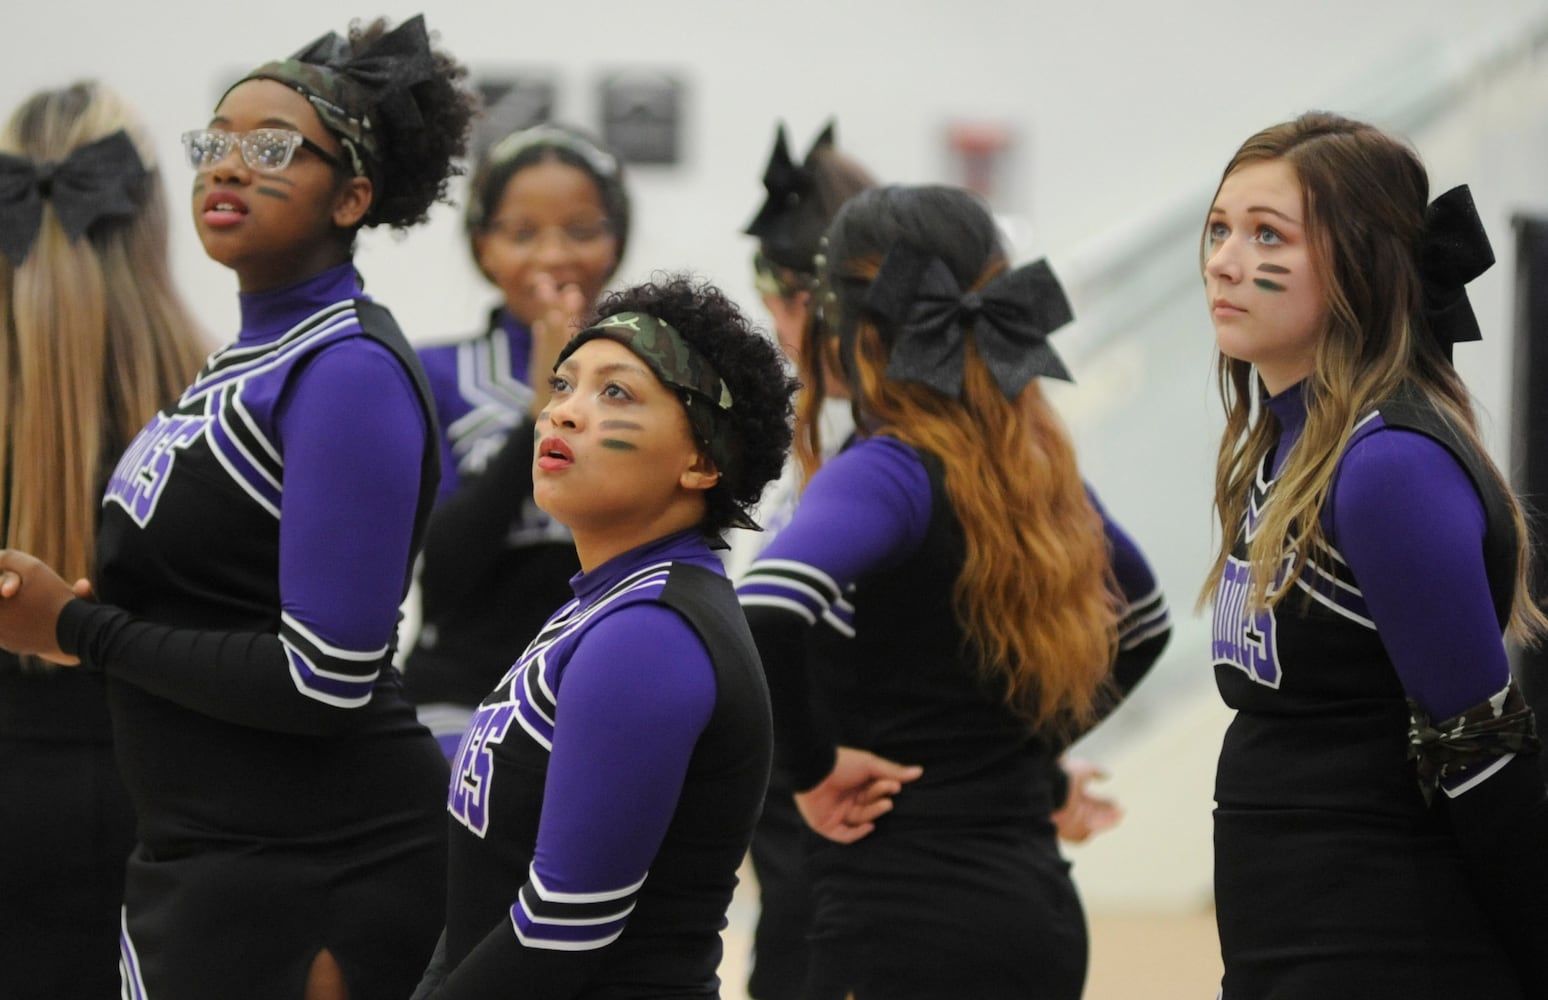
[
  {"left": 589, "top": 274, "right": 798, "bottom": 537},
  {"left": 810, "top": 184, "right": 1119, "bottom": 733},
  {"left": 348, "top": 17, "right": 477, "bottom": 230}
]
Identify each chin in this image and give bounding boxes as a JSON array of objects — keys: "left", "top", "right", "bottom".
[{"left": 530, "top": 482, "right": 568, "bottom": 523}]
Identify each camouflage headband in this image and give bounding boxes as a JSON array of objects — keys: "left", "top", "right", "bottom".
[
  {"left": 557, "top": 311, "right": 756, "bottom": 530},
  {"left": 487, "top": 124, "right": 620, "bottom": 182},
  {"left": 227, "top": 15, "right": 437, "bottom": 180}
]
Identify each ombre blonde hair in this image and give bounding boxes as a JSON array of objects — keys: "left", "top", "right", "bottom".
[
  {"left": 804, "top": 185, "right": 1120, "bottom": 733},
  {"left": 1201, "top": 112, "right": 1546, "bottom": 643},
  {"left": 1, "top": 82, "right": 207, "bottom": 599}
]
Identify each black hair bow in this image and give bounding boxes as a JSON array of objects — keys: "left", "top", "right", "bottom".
[
  {"left": 743, "top": 121, "right": 833, "bottom": 272},
  {"left": 291, "top": 14, "right": 436, "bottom": 134},
  {"left": 864, "top": 244, "right": 1074, "bottom": 400},
  {"left": 0, "top": 129, "right": 145, "bottom": 266},
  {"left": 1419, "top": 184, "right": 1493, "bottom": 355}
]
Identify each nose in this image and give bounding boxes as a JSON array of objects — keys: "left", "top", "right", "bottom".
[
  {"left": 530, "top": 228, "right": 577, "bottom": 270},
  {"left": 1204, "top": 234, "right": 1242, "bottom": 285},
  {"left": 543, "top": 389, "right": 582, "bottom": 429},
  {"left": 208, "top": 143, "right": 251, "bottom": 184}
]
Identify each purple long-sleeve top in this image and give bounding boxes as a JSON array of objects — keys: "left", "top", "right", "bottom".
[
  {"left": 738, "top": 435, "right": 1171, "bottom": 789},
  {"left": 1269, "top": 383, "right": 1509, "bottom": 729}
]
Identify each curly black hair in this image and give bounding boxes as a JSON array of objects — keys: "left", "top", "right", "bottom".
[
  {"left": 589, "top": 274, "right": 799, "bottom": 537},
  {"left": 348, "top": 17, "right": 477, "bottom": 230}
]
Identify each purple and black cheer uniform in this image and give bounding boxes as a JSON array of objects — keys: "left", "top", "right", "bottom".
[
  {"left": 737, "top": 436, "right": 1171, "bottom": 1000},
  {"left": 1212, "top": 379, "right": 1548, "bottom": 997},
  {"left": 418, "top": 529, "right": 772, "bottom": 999},
  {"left": 406, "top": 308, "right": 578, "bottom": 754},
  {"left": 57, "top": 264, "right": 449, "bottom": 1000}
]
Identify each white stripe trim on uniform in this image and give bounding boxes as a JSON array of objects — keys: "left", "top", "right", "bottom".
[
  {"left": 280, "top": 612, "right": 391, "bottom": 662},
  {"left": 457, "top": 334, "right": 532, "bottom": 412},
  {"left": 1292, "top": 573, "right": 1376, "bottom": 629},
  {"left": 529, "top": 867, "right": 647, "bottom": 905},
  {"left": 737, "top": 593, "right": 820, "bottom": 625},
  {"left": 185, "top": 307, "right": 360, "bottom": 405},
  {"left": 283, "top": 646, "right": 375, "bottom": 709},
  {"left": 819, "top": 607, "right": 857, "bottom": 638},
  {"left": 206, "top": 389, "right": 282, "bottom": 520},
  {"left": 742, "top": 558, "right": 843, "bottom": 601},
  {"left": 1443, "top": 753, "right": 1514, "bottom": 798},
  {"left": 120, "top": 907, "right": 148, "bottom": 1000},
  {"left": 228, "top": 388, "right": 283, "bottom": 470}
]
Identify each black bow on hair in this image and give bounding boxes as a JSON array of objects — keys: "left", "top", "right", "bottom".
[
  {"left": 863, "top": 244, "right": 1074, "bottom": 400},
  {"left": 742, "top": 121, "right": 834, "bottom": 271},
  {"left": 1419, "top": 184, "right": 1493, "bottom": 355},
  {"left": 0, "top": 129, "right": 145, "bottom": 266},
  {"left": 291, "top": 14, "right": 436, "bottom": 134}
]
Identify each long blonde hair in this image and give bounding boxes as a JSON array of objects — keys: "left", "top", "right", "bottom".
[
  {"left": 1201, "top": 112, "right": 1547, "bottom": 643},
  {"left": 806, "top": 185, "right": 1119, "bottom": 733},
  {"left": 1, "top": 82, "right": 207, "bottom": 588}
]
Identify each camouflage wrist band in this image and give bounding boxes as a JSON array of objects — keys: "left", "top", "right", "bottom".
[{"left": 1408, "top": 682, "right": 1539, "bottom": 804}]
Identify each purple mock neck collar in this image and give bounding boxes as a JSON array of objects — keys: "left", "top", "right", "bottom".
[
  {"left": 238, "top": 263, "right": 364, "bottom": 344},
  {"left": 570, "top": 529, "right": 713, "bottom": 602},
  {"left": 1264, "top": 379, "right": 1308, "bottom": 477}
]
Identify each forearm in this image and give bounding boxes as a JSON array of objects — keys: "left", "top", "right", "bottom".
[{"left": 59, "top": 599, "right": 375, "bottom": 735}]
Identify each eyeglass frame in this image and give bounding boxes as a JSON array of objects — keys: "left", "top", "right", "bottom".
[
  {"left": 180, "top": 127, "right": 350, "bottom": 175},
  {"left": 479, "top": 216, "right": 615, "bottom": 250}
]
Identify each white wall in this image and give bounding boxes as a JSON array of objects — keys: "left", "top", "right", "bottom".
[{"left": 5, "top": 0, "right": 1547, "bottom": 350}]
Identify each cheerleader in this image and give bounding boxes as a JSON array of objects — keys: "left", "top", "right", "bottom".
[
  {"left": 1203, "top": 111, "right": 1548, "bottom": 997},
  {"left": 0, "top": 16, "right": 475, "bottom": 999}
]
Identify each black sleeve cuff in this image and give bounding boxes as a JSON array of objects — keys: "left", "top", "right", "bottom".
[{"left": 56, "top": 597, "right": 112, "bottom": 673}]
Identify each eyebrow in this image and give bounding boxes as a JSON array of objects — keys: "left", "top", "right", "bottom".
[
  {"left": 1209, "top": 203, "right": 1302, "bottom": 226},
  {"left": 207, "top": 115, "right": 308, "bottom": 131},
  {"left": 557, "top": 359, "right": 654, "bottom": 381}
]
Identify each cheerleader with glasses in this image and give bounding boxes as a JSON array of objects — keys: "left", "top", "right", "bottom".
[{"left": 0, "top": 16, "right": 476, "bottom": 999}]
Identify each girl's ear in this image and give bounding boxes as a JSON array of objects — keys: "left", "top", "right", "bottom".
[
  {"left": 679, "top": 450, "right": 721, "bottom": 493},
  {"left": 332, "top": 176, "right": 374, "bottom": 229}
]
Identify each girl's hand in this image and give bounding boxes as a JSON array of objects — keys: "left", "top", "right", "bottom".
[
  {"left": 1051, "top": 757, "right": 1123, "bottom": 843},
  {"left": 0, "top": 549, "right": 80, "bottom": 665},
  {"left": 794, "top": 746, "right": 923, "bottom": 844},
  {"left": 527, "top": 274, "right": 589, "bottom": 421}
]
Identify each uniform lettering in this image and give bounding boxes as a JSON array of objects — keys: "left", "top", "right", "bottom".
[
  {"left": 102, "top": 413, "right": 209, "bottom": 527},
  {"left": 1212, "top": 555, "right": 1283, "bottom": 688},
  {"left": 449, "top": 700, "right": 517, "bottom": 836}
]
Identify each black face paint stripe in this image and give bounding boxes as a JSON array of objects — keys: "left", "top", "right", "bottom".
[
  {"left": 1254, "top": 263, "right": 1289, "bottom": 292},
  {"left": 600, "top": 420, "right": 644, "bottom": 431}
]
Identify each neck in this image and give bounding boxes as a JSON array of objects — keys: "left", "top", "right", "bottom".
[
  {"left": 238, "top": 263, "right": 360, "bottom": 343},
  {"left": 568, "top": 497, "right": 706, "bottom": 572},
  {"left": 236, "top": 242, "right": 354, "bottom": 294}
]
